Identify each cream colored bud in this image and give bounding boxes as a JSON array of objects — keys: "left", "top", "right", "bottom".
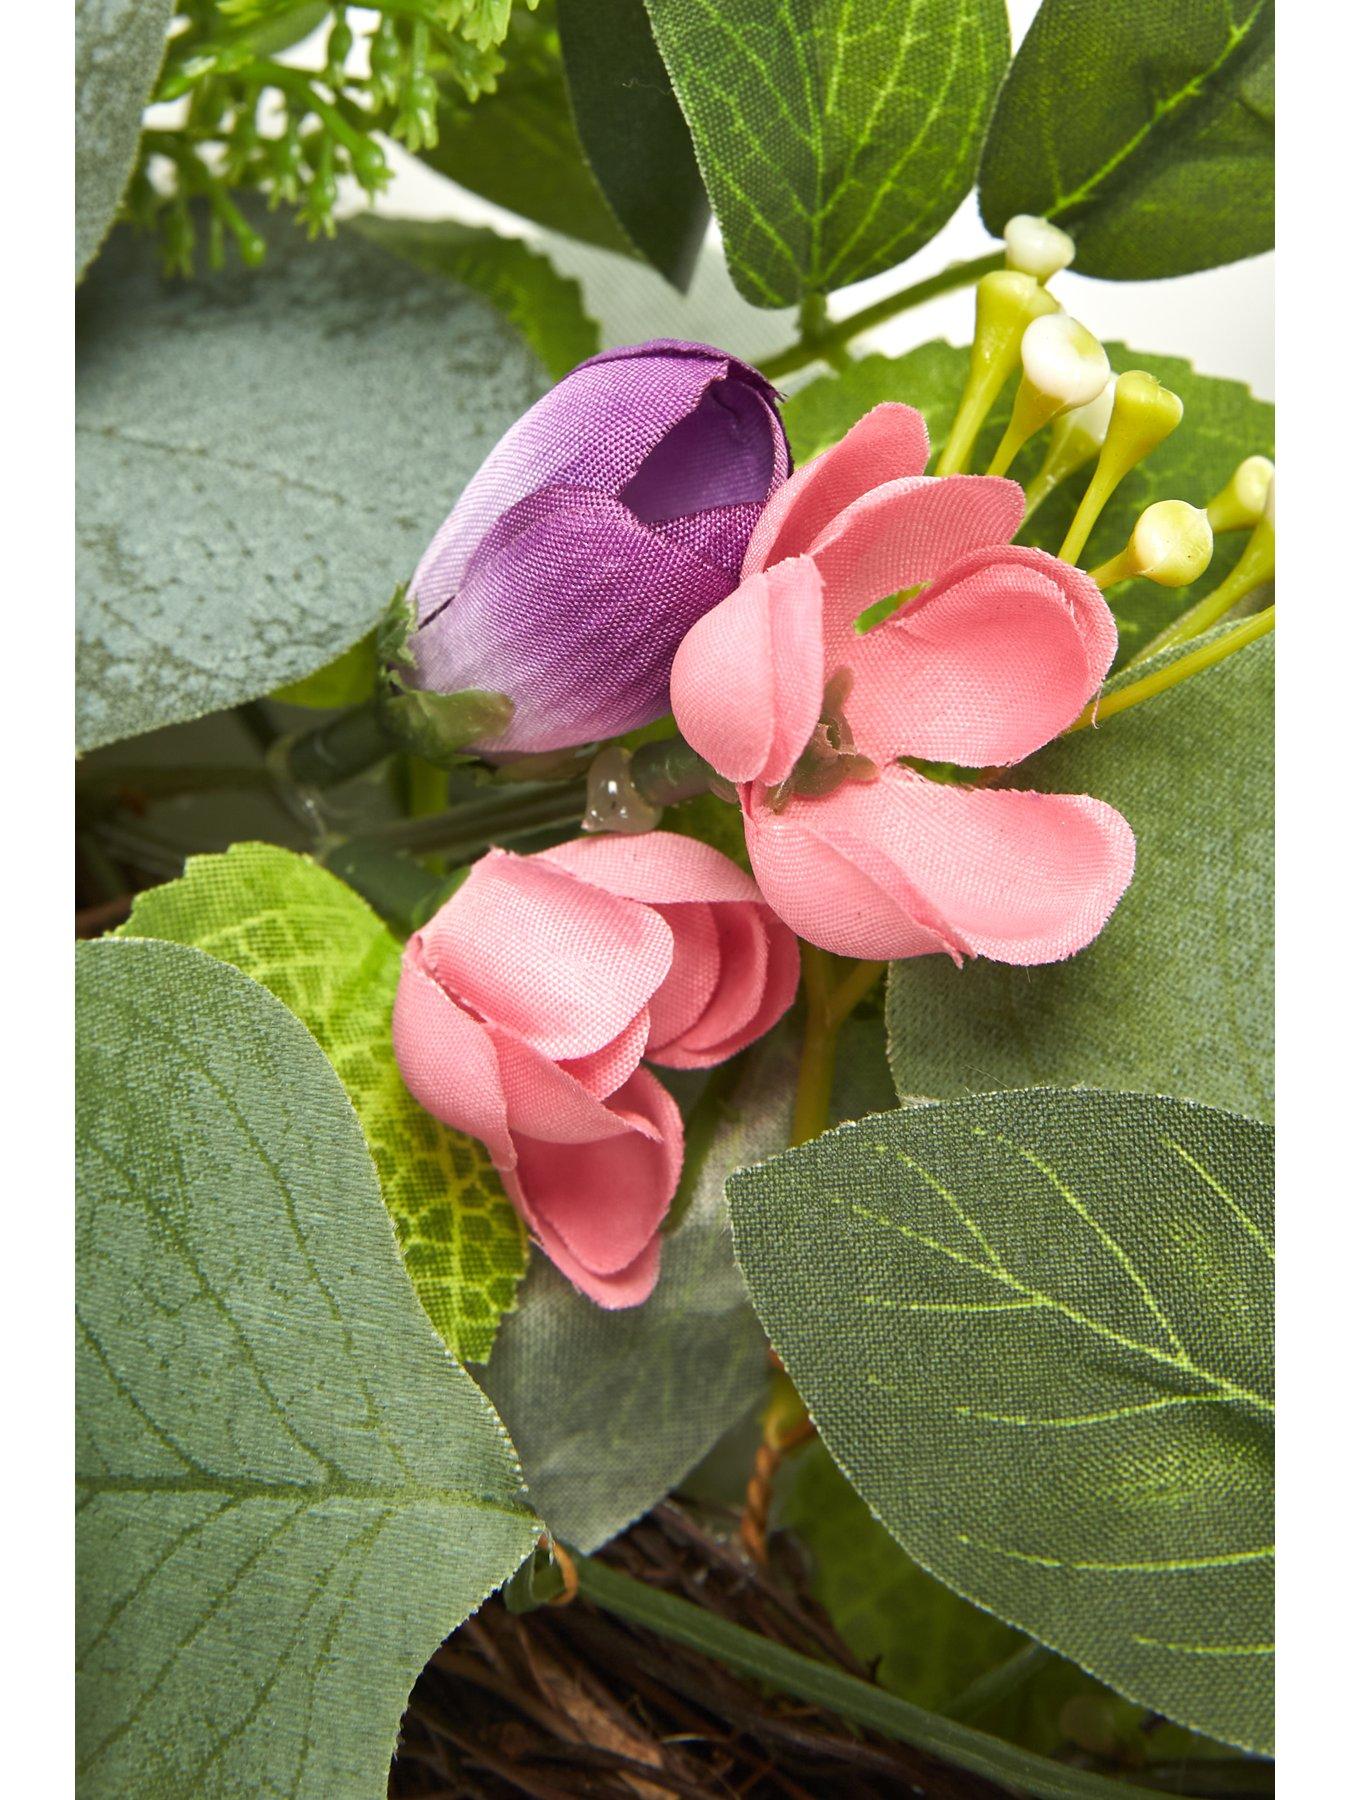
[
  {"left": 1206, "top": 455, "right": 1275, "bottom": 535},
  {"left": 1020, "top": 314, "right": 1111, "bottom": 411},
  {"left": 1003, "top": 214, "right": 1076, "bottom": 283},
  {"left": 1090, "top": 500, "right": 1213, "bottom": 591}
]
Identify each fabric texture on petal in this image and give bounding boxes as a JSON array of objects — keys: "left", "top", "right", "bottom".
[
  {"left": 391, "top": 945, "right": 512, "bottom": 1163},
  {"left": 670, "top": 557, "right": 825, "bottom": 785},
  {"left": 743, "top": 404, "right": 930, "bottom": 577},
  {"left": 537, "top": 832, "right": 762, "bottom": 905}
]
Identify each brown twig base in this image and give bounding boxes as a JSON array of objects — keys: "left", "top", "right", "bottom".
[{"left": 390, "top": 1502, "right": 1008, "bottom": 1800}]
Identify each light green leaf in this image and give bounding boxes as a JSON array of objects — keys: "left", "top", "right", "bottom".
[
  {"left": 271, "top": 630, "right": 378, "bottom": 709},
  {"left": 781, "top": 340, "right": 1274, "bottom": 658},
  {"left": 76, "top": 214, "right": 546, "bottom": 752},
  {"left": 351, "top": 215, "right": 599, "bottom": 379},
  {"left": 480, "top": 1029, "right": 795, "bottom": 1548},
  {"left": 886, "top": 632, "right": 1272, "bottom": 1121},
  {"left": 730, "top": 1088, "right": 1274, "bottom": 1753},
  {"left": 978, "top": 0, "right": 1273, "bottom": 280},
  {"left": 76, "top": 938, "right": 536, "bottom": 1798},
  {"left": 557, "top": 0, "right": 709, "bottom": 289},
  {"left": 118, "top": 843, "right": 527, "bottom": 1362},
  {"left": 421, "top": 1, "right": 635, "bottom": 257},
  {"left": 75, "top": 0, "right": 173, "bottom": 280},
  {"left": 643, "top": 0, "right": 1010, "bottom": 308}
]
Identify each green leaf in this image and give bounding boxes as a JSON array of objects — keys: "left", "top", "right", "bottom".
[
  {"left": 978, "top": 0, "right": 1273, "bottom": 280},
  {"left": 782, "top": 1439, "right": 1245, "bottom": 1767},
  {"left": 886, "top": 631, "right": 1272, "bottom": 1122},
  {"left": 76, "top": 938, "right": 536, "bottom": 1797},
  {"left": 118, "top": 843, "right": 527, "bottom": 1362},
  {"left": 420, "top": 1, "right": 635, "bottom": 258},
  {"left": 781, "top": 340, "right": 1274, "bottom": 659},
  {"left": 729, "top": 1088, "right": 1274, "bottom": 1753},
  {"left": 271, "top": 630, "right": 379, "bottom": 709},
  {"left": 642, "top": 0, "right": 1010, "bottom": 308},
  {"left": 350, "top": 215, "right": 599, "bottom": 379},
  {"left": 75, "top": 0, "right": 174, "bottom": 280},
  {"left": 480, "top": 1029, "right": 796, "bottom": 1548},
  {"left": 76, "top": 212, "right": 546, "bottom": 752},
  {"left": 556, "top": 0, "right": 709, "bottom": 289}
]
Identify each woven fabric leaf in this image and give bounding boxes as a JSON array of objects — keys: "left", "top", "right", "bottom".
[
  {"left": 76, "top": 214, "right": 545, "bottom": 752},
  {"left": 978, "top": 0, "right": 1273, "bottom": 280},
  {"left": 730, "top": 1089, "right": 1274, "bottom": 1753},
  {"left": 781, "top": 340, "right": 1273, "bottom": 660},
  {"left": 75, "top": 0, "right": 173, "bottom": 279},
  {"left": 886, "top": 631, "right": 1272, "bottom": 1121},
  {"left": 119, "top": 843, "right": 527, "bottom": 1363},
  {"left": 76, "top": 939, "right": 536, "bottom": 1798},
  {"left": 643, "top": 0, "right": 1009, "bottom": 307},
  {"left": 480, "top": 1029, "right": 796, "bottom": 1548}
]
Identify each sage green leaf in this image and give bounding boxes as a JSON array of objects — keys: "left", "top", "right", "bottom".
[
  {"left": 781, "top": 340, "right": 1274, "bottom": 659},
  {"left": 886, "top": 631, "right": 1272, "bottom": 1121},
  {"left": 76, "top": 938, "right": 536, "bottom": 1798},
  {"left": 480, "top": 1029, "right": 795, "bottom": 1548},
  {"left": 75, "top": 0, "right": 173, "bottom": 280},
  {"left": 557, "top": 0, "right": 709, "bottom": 289},
  {"left": 76, "top": 215, "right": 546, "bottom": 753},
  {"left": 729, "top": 1088, "right": 1274, "bottom": 1753},
  {"left": 421, "top": 1, "right": 634, "bottom": 258},
  {"left": 782, "top": 1438, "right": 1245, "bottom": 1768},
  {"left": 978, "top": 0, "right": 1273, "bottom": 280},
  {"left": 642, "top": 0, "right": 1010, "bottom": 308},
  {"left": 118, "top": 843, "right": 527, "bottom": 1363},
  {"left": 351, "top": 215, "right": 599, "bottom": 379}
]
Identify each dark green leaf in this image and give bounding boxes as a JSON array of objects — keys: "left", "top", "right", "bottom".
[
  {"left": 76, "top": 212, "right": 545, "bottom": 752},
  {"left": 979, "top": 0, "right": 1274, "bottom": 280},
  {"left": 643, "top": 0, "right": 1010, "bottom": 307},
  {"left": 420, "top": 1, "right": 634, "bottom": 257},
  {"left": 886, "top": 631, "right": 1273, "bottom": 1121},
  {"left": 351, "top": 215, "right": 599, "bottom": 379},
  {"left": 781, "top": 340, "right": 1274, "bottom": 659},
  {"left": 557, "top": 0, "right": 709, "bottom": 289},
  {"left": 76, "top": 938, "right": 535, "bottom": 1797},
  {"left": 75, "top": 0, "right": 174, "bottom": 279},
  {"left": 730, "top": 1088, "right": 1274, "bottom": 1752},
  {"left": 480, "top": 1030, "right": 796, "bottom": 1547}
]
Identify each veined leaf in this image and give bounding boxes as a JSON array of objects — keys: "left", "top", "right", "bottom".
[
  {"left": 119, "top": 843, "right": 528, "bottom": 1363},
  {"left": 886, "top": 631, "right": 1273, "bottom": 1121},
  {"left": 480, "top": 1029, "right": 795, "bottom": 1548},
  {"left": 979, "top": 0, "right": 1274, "bottom": 280},
  {"left": 76, "top": 212, "right": 545, "bottom": 752},
  {"left": 781, "top": 340, "right": 1274, "bottom": 658},
  {"left": 350, "top": 216, "right": 599, "bottom": 379},
  {"left": 75, "top": 0, "right": 174, "bottom": 280},
  {"left": 643, "top": 0, "right": 1010, "bottom": 308},
  {"left": 730, "top": 1088, "right": 1274, "bottom": 1753},
  {"left": 557, "top": 0, "right": 709, "bottom": 289},
  {"left": 421, "top": 1, "right": 635, "bottom": 257},
  {"left": 76, "top": 939, "right": 536, "bottom": 1798}
]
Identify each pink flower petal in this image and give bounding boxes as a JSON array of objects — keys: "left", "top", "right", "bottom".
[
  {"left": 391, "top": 944, "right": 513, "bottom": 1164},
  {"left": 651, "top": 903, "right": 801, "bottom": 1068},
  {"left": 745, "top": 767, "right": 1135, "bottom": 965},
  {"left": 645, "top": 902, "right": 721, "bottom": 1052},
  {"left": 487, "top": 1019, "right": 655, "bottom": 1143},
  {"left": 537, "top": 832, "right": 760, "bottom": 904},
  {"left": 847, "top": 546, "right": 1119, "bottom": 768},
  {"left": 420, "top": 850, "right": 672, "bottom": 1061},
  {"left": 743, "top": 404, "right": 930, "bottom": 577},
  {"left": 557, "top": 1009, "right": 652, "bottom": 1101},
  {"left": 510, "top": 1069, "right": 683, "bottom": 1280},
  {"left": 502, "top": 1167, "right": 663, "bottom": 1309},
  {"left": 669, "top": 557, "right": 825, "bottom": 785}
]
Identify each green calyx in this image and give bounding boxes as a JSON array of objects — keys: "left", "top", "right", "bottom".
[{"left": 376, "top": 582, "right": 515, "bottom": 767}]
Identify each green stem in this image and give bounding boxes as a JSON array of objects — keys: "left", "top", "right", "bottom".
[
  {"left": 791, "top": 949, "right": 886, "bottom": 1146},
  {"left": 943, "top": 1641, "right": 1053, "bottom": 1722},
  {"left": 571, "top": 1554, "right": 1168, "bottom": 1800},
  {"left": 318, "top": 840, "right": 457, "bottom": 934},
  {"left": 757, "top": 252, "right": 1001, "bottom": 383},
  {"left": 1065, "top": 609, "right": 1273, "bottom": 735},
  {"left": 350, "top": 780, "right": 588, "bottom": 859},
  {"left": 275, "top": 700, "right": 392, "bottom": 788}
]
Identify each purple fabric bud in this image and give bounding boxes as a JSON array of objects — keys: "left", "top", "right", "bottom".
[{"left": 405, "top": 340, "right": 790, "bottom": 754}]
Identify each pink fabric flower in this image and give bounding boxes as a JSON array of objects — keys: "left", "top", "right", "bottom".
[
  {"left": 670, "top": 403, "right": 1136, "bottom": 964},
  {"left": 392, "top": 836, "right": 799, "bottom": 1310}
]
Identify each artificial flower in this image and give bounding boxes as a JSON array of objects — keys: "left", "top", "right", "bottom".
[
  {"left": 670, "top": 403, "right": 1136, "bottom": 964},
  {"left": 393, "top": 834, "right": 798, "bottom": 1308}
]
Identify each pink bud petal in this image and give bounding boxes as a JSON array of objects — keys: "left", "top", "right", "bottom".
[
  {"left": 537, "top": 831, "right": 760, "bottom": 904},
  {"left": 391, "top": 944, "right": 513, "bottom": 1165}
]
